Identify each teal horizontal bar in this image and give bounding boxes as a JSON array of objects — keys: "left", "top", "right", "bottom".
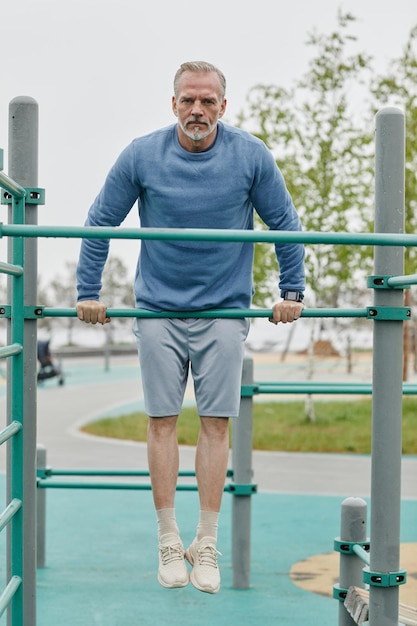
[
  {"left": 0, "top": 576, "right": 22, "bottom": 620},
  {"left": 253, "top": 383, "right": 417, "bottom": 395},
  {"left": 0, "top": 343, "right": 22, "bottom": 359},
  {"left": 36, "top": 481, "right": 238, "bottom": 493},
  {"left": 387, "top": 273, "right": 417, "bottom": 288},
  {"left": 39, "top": 469, "right": 196, "bottom": 478},
  {"left": 352, "top": 544, "right": 371, "bottom": 566},
  {"left": 0, "top": 499, "right": 22, "bottom": 533},
  {"left": 0, "top": 421, "right": 22, "bottom": 446},
  {"left": 1, "top": 223, "right": 417, "bottom": 246},
  {"left": 36, "top": 481, "right": 199, "bottom": 491},
  {"left": 42, "top": 307, "right": 368, "bottom": 319},
  {"left": 0, "top": 261, "right": 23, "bottom": 277},
  {"left": 0, "top": 171, "right": 26, "bottom": 199},
  {"left": 257, "top": 382, "right": 373, "bottom": 395}
]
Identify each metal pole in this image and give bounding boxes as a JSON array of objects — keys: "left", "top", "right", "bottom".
[
  {"left": 369, "top": 106, "right": 405, "bottom": 626},
  {"left": 36, "top": 446, "right": 46, "bottom": 569},
  {"left": 338, "top": 497, "right": 368, "bottom": 626},
  {"left": 231, "top": 356, "right": 254, "bottom": 588},
  {"left": 8, "top": 96, "right": 39, "bottom": 626}
]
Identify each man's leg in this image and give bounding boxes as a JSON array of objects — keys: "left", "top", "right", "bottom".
[
  {"left": 185, "top": 416, "right": 229, "bottom": 594},
  {"left": 147, "top": 415, "right": 189, "bottom": 588},
  {"left": 147, "top": 415, "right": 179, "bottom": 511},
  {"left": 133, "top": 318, "right": 190, "bottom": 588},
  {"left": 195, "top": 416, "right": 229, "bottom": 513}
]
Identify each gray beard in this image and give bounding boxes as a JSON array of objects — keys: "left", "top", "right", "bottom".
[{"left": 180, "top": 120, "right": 215, "bottom": 142}]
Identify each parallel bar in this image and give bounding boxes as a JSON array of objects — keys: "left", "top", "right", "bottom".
[
  {"left": 0, "top": 576, "right": 22, "bottom": 620},
  {"left": 36, "top": 482, "right": 199, "bottom": 491},
  {"left": 0, "top": 343, "right": 22, "bottom": 359},
  {"left": 2, "top": 223, "right": 417, "bottom": 246},
  {"left": 41, "top": 306, "right": 368, "bottom": 319},
  {"left": 352, "top": 544, "right": 371, "bottom": 567},
  {"left": 255, "top": 383, "right": 373, "bottom": 395},
  {"left": 37, "top": 481, "right": 238, "bottom": 492},
  {"left": 0, "top": 500, "right": 22, "bottom": 534},
  {"left": 39, "top": 469, "right": 196, "bottom": 478},
  {"left": 387, "top": 273, "right": 417, "bottom": 288},
  {"left": 0, "top": 262, "right": 23, "bottom": 277},
  {"left": 250, "top": 382, "right": 417, "bottom": 395},
  {"left": 0, "top": 170, "right": 26, "bottom": 199},
  {"left": 0, "top": 422, "right": 22, "bottom": 446}
]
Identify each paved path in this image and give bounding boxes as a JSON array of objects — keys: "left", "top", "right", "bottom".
[{"left": 1, "top": 352, "right": 415, "bottom": 498}]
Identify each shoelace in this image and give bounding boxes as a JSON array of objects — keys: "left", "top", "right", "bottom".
[
  {"left": 160, "top": 543, "right": 184, "bottom": 565},
  {"left": 197, "top": 544, "right": 222, "bottom": 568}
]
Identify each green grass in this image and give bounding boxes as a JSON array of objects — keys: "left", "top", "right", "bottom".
[{"left": 81, "top": 398, "right": 417, "bottom": 454}]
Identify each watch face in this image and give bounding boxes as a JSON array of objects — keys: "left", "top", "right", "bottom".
[{"left": 284, "top": 291, "right": 302, "bottom": 301}]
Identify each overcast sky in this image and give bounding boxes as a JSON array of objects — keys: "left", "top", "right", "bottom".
[{"left": 1, "top": 0, "right": 417, "bottom": 287}]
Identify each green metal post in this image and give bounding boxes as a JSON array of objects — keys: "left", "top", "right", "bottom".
[
  {"left": 9, "top": 193, "right": 25, "bottom": 625},
  {"left": 8, "top": 96, "right": 39, "bottom": 626}
]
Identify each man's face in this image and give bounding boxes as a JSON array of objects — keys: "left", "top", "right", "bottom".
[{"left": 172, "top": 71, "right": 227, "bottom": 152}]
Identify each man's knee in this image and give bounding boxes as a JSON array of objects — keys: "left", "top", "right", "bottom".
[
  {"left": 199, "top": 416, "right": 229, "bottom": 438},
  {"left": 148, "top": 415, "right": 178, "bottom": 437}
]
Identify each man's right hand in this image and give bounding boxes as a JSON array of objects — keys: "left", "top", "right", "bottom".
[{"left": 76, "top": 300, "right": 110, "bottom": 325}]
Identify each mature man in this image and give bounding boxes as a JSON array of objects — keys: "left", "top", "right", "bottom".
[{"left": 76, "top": 61, "right": 305, "bottom": 594}]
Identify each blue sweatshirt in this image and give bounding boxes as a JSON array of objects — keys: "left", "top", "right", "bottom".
[{"left": 77, "top": 121, "right": 305, "bottom": 311}]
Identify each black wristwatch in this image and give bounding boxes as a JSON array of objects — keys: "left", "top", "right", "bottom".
[{"left": 283, "top": 291, "right": 304, "bottom": 302}]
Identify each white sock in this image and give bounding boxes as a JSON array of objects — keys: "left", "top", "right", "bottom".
[
  {"left": 197, "top": 510, "right": 219, "bottom": 542},
  {"left": 156, "top": 508, "right": 179, "bottom": 541}
]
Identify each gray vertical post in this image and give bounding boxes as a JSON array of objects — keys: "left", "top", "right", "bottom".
[
  {"left": 231, "top": 356, "right": 254, "bottom": 588},
  {"left": 8, "top": 96, "right": 39, "bottom": 626},
  {"left": 370, "top": 107, "right": 405, "bottom": 626},
  {"left": 338, "top": 497, "right": 368, "bottom": 626},
  {"left": 36, "top": 446, "right": 46, "bottom": 569}
]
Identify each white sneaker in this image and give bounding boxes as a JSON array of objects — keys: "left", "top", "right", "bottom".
[
  {"left": 185, "top": 536, "right": 221, "bottom": 594},
  {"left": 158, "top": 533, "right": 189, "bottom": 589}
]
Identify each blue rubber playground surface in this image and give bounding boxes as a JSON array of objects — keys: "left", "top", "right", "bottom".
[
  {"left": 37, "top": 488, "right": 342, "bottom": 626},
  {"left": 0, "top": 352, "right": 416, "bottom": 625},
  {"left": 0, "top": 480, "right": 414, "bottom": 626},
  {"left": 0, "top": 480, "right": 355, "bottom": 625}
]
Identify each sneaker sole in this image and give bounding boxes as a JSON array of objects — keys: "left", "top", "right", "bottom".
[
  {"left": 157, "top": 572, "right": 189, "bottom": 589},
  {"left": 189, "top": 570, "right": 220, "bottom": 594}
]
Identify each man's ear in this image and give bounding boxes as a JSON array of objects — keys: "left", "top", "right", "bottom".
[
  {"left": 218, "top": 98, "right": 227, "bottom": 119},
  {"left": 172, "top": 96, "right": 178, "bottom": 117}
]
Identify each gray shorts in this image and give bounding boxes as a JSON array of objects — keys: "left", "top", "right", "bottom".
[{"left": 132, "top": 317, "right": 250, "bottom": 418}]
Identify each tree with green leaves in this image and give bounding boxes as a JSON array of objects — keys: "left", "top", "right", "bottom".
[
  {"left": 238, "top": 12, "right": 375, "bottom": 346},
  {"left": 237, "top": 11, "right": 379, "bottom": 419}
]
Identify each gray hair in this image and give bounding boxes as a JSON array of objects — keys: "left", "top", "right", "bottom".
[{"left": 174, "top": 61, "right": 226, "bottom": 100}]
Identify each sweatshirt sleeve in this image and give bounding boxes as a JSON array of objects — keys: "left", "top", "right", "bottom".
[
  {"left": 76, "top": 142, "right": 141, "bottom": 301},
  {"left": 250, "top": 146, "right": 305, "bottom": 297}
]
